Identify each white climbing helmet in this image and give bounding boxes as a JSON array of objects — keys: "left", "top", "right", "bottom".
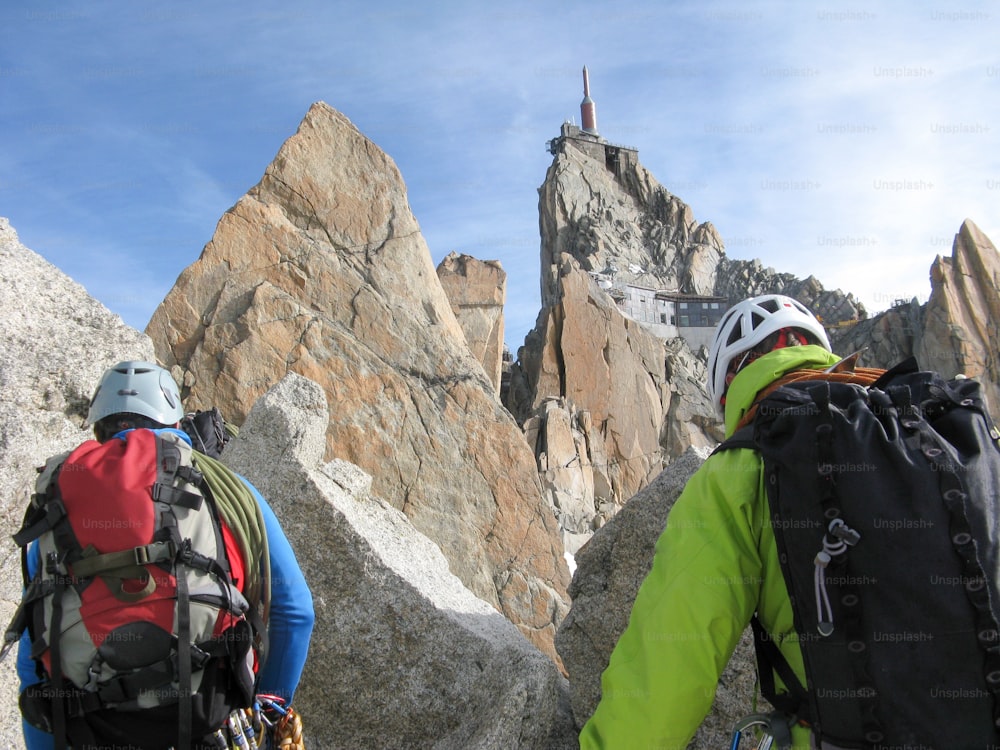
[
  {"left": 87, "top": 361, "right": 184, "bottom": 426},
  {"left": 707, "top": 294, "right": 831, "bottom": 409}
]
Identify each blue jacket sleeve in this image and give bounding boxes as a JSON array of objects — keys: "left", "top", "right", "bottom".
[
  {"left": 18, "top": 544, "right": 57, "bottom": 750},
  {"left": 244, "top": 481, "right": 315, "bottom": 704}
]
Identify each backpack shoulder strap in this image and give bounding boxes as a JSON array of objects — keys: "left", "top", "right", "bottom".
[{"left": 711, "top": 424, "right": 756, "bottom": 456}]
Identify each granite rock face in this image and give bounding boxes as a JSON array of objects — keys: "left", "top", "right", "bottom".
[
  {"left": 146, "top": 102, "right": 569, "bottom": 660},
  {"left": 508, "top": 256, "right": 671, "bottom": 550},
  {"left": 223, "top": 374, "right": 577, "bottom": 749},
  {"left": 714, "top": 260, "right": 864, "bottom": 328},
  {"left": 436, "top": 251, "right": 506, "bottom": 394},
  {"left": 917, "top": 220, "right": 1000, "bottom": 411},
  {"left": 0, "top": 217, "right": 156, "bottom": 749},
  {"left": 536, "top": 130, "right": 726, "bottom": 306}
]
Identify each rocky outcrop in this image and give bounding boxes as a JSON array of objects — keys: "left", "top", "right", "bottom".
[
  {"left": 224, "top": 374, "right": 576, "bottom": 749},
  {"left": 829, "top": 301, "right": 918, "bottom": 367},
  {"left": 830, "top": 220, "right": 1000, "bottom": 413},
  {"left": 715, "top": 260, "right": 865, "bottom": 326},
  {"left": 525, "top": 396, "right": 613, "bottom": 556},
  {"left": 509, "top": 131, "right": 858, "bottom": 542},
  {"left": 554, "top": 447, "right": 763, "bottom": 745},
  {"left": 918, "top": 220, "right": 1000, "bottom": 411},
  {"left": 0, "top": 218, "right": 156, "bottom": 749},
  {"left": 507, "top": 260, "right": 724, "bottom": 555},
  {"left": 662, "top": 336, "right": 724, "bottom": 457},
  {"left": 537, "top": 131, "right": 725, "bottom": 306},
  {"left": 0, "top": 216, "right": 575, "bottom": 748},
  {"left": 436, "top": 251, "right": 506, "bottom": 394},
  {"left": 146, "top": 102, "right": 569, "bottom": 660},
  {"left": 509, "top": 257, "right": 671, "bottom": 539}
]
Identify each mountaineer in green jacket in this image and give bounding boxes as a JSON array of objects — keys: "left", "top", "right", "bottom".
[{"left": 579, "top": 294, "right": 847, "bottom": 750}]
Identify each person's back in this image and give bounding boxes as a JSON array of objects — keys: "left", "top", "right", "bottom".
[
  {"left": 9, "top": 361, "right": 314, "bottom": 750},
  {"left": 725, "top": 358, "right": 1000, "bottom": 746},
  {"left": 581, "top": 294, "right": 1000, "bottom": 749}
]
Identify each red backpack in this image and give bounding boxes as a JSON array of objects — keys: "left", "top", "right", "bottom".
[{"left": 6, "top": 428, "right": 263, "bottom": 750}]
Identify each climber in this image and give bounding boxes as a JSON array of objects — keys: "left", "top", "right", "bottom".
[
  {"left": 580, "top": 292, "right": 1000, "bottom": 748},
  {"left": 13, "top": 361, "right": 315, "bottom": 750},
  {"left": 578, "top": 294, "right": 835, "bottom": 749}
]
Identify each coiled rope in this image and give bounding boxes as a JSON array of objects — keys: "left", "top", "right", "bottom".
[{"left": 192, "top": 451, "right": 271, "bottom": 622}]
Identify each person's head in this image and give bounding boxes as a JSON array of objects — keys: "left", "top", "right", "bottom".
[
  {"left": 707, "top": 294, "right": 831, "bottom": 412},
  {"left": 87, "top": 361, "right": 184, "bottom": 442}
]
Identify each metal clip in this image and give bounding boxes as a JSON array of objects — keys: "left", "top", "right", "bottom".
[{"left": 731, "top": 714, "right": 773, "bottom": 750}]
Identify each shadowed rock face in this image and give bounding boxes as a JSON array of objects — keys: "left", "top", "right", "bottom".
[{"left": 145, "top": 102, "right": 569, "bottom": 661}]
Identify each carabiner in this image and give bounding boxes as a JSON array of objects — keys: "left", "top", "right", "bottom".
[{"left": 730, "top": 713, "right": 774, "bottom": 750}]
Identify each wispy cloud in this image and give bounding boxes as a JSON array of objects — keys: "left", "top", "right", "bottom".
[{"left": 2, "top": 0, "right": 998, "bottom": 346}]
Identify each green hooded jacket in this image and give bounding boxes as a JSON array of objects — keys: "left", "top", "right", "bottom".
[{"left": 579, "top": 344, "right": 842, "bottom": 750}]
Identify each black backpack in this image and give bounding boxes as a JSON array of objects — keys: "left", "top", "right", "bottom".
[
  {"left": 180, "top": 408, "right": 235, "bottom": 459},
  {"left": 718, "top": 358, "right": 1000, "bottom": 748}
]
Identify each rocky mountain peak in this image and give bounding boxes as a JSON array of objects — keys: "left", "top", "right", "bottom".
[
  {"left": 145, "top": 101, "right": 569, "bottom": 661},
  {"left": 509, "top": 125, "right": 894, "bottom": 552},
  {"left": 540, "top": 126, "right": 725, "bottom": 303},
  {"left": 832, "top": 218, "right": 1000, "bottom": 413}
]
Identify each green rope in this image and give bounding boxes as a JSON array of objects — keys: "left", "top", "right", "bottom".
[{"left": 192, "top": 452, "right": 271, "bottom": 623}]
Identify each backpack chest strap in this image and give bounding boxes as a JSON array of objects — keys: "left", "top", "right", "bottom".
[{"left": 71, "top": 540, "right": 176, "bottom": 579}]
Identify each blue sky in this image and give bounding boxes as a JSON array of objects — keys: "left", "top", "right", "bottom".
[{"left": 3, "top": 1, "right": 998, "bottom": 351}]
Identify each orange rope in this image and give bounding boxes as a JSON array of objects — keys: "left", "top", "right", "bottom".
[{"left": 274, "top": 706, "right": 305, "bottom": 749}]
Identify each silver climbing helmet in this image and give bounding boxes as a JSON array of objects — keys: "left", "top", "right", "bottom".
[
  {"left": 707, "top": 294, "right": 831, "bottom": 409},
  {"left": 87, "top": 361, "right": 184, "bottom": 426}
]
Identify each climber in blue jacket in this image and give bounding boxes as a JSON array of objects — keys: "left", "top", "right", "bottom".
[{"left": 16, "top": 361, "right": 314, "bottom": 749}]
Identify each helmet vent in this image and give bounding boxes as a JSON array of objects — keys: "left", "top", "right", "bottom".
[
  {"left": 751, "top": 312, "right": 765, "bottom": 329},
  {"left": 759, "top": 298, "right": 780, "bottom": 313}
]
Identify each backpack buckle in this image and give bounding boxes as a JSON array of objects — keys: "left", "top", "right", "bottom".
[{"left": 132, "top": 541, "right": 176, "bottom": 566}]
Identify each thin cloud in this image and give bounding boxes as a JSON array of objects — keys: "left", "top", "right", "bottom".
[{"left": 1, "top": 0, "right": 998, "bottom": 349}]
